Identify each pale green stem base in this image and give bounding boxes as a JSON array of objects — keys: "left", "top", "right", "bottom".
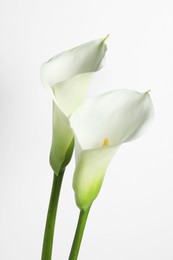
[
  {"left": 41, "top": 168, "right": 65, "bottom": 260},
  {"left": 68, "top": 207, "right": 91, "bottom": 260}
]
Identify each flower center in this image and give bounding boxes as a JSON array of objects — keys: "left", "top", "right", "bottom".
[{"left": 102, "top": 138, "right": 109, "bottom": 147}]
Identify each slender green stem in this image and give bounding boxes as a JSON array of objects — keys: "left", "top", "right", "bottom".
[
  {"left": 41, "top": 168, "right": 65, "bottom": 260},
  {"left": 68, "top": 207, "right": 91, "bottom": 260}
]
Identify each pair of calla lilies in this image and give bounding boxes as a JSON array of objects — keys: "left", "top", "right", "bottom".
[{"left": 40, "top": 36, "right": 154, "bottom": 259}]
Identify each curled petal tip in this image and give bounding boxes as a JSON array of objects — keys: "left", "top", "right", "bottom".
[
  {"left": 145, "top": 89, "right": 151, "bottom": 95},
  {"left": 102, "top": 34, "right": 110, "bottom": 43}
]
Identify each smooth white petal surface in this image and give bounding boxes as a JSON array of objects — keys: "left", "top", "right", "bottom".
[
  {"left": 41, "top": 37, "right": 107, "bottom": 173},
  {"left": 70, "top": 89, "right": 154, "bottom": 209},
  {"left": 70, "top": 89, "right": 154, "bottom": 150},
  {"left": 40, "top": 38, "right": 107, "bottom": 116},
  {"left": 52, "top": 73, "right": 92, "bottom": 116},
  {"left": 41, "top": 38, "right": 106, "bottom": 86},
  {"left": 73, "top": 146, "right": 118, "bottom": 210}
]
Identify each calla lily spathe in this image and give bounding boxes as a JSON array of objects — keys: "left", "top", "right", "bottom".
[
  {"left": 40, "top": 37, "right": 107, "bottom": 174},
  {"left": 70, "top": 89, "right": 154, "bottom": 210}
]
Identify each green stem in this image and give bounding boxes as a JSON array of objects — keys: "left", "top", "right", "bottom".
[
  {"left": 68, "top": 207, "right": 91, "bottom": 260},
  {"left": 41, "top": 168, "right": 65, "bottom": 260}
]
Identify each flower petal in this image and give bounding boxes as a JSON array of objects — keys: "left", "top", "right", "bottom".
[
  {"left": 50, "top": 103, "right": 74, "bottom": 174},
  {"left": 73, "top": 146, "right": 118, "bottom": 210},
  {"left": 70, "top": 89, "right": 154, "bottom": 150},
  {"left": 40, "top": 38, "right": 107, "bottom": 115},
  {"left": 52, "top": 73, "right": 92, "bottom": 116},
  {"left": 41, "top": 38, "right": 107, "bottom": 87},
  {"left": 71, "top": 89, "right": 154, "bottom": 209},
  {"left": 41, "top": 37, "right": 108, "bottom": 173}
]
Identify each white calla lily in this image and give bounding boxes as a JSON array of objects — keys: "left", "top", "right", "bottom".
[
  {"left": 40, "top": 37, "right": 107, "bottom": 174},
  {"left": 70, "top": 89, "right": 154, "bottom": 210}
]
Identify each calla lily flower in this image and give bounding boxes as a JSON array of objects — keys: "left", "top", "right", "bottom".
[
  {"left": 70, "top": 89, "right": 154, "bottom": 210},
  {"left": 40, "top": 37, "right": 108, "bottom": 174}
]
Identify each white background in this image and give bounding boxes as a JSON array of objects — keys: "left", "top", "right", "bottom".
[{"left": 0, "top": 0, "right": 173, "bottom": 259}]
